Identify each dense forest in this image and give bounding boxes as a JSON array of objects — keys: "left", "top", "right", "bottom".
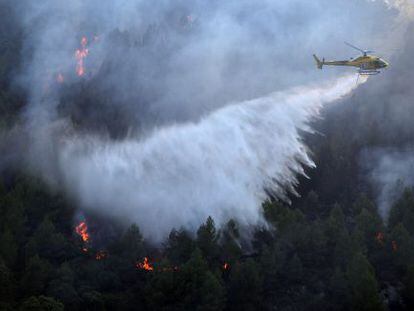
[
  {"left": 2, "top": 173, "right": 414, "bottom": 311},
  {"left": 1, "top": 2, "right": 414, "bottom": 311}
]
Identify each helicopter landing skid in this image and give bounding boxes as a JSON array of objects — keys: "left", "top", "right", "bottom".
[{"left": 358, "top": 70, "right": 380, "bottom": 75}]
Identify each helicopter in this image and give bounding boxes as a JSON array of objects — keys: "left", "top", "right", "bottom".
[{"left": 313, "top": 42, "right": 389, "bottom": 75}]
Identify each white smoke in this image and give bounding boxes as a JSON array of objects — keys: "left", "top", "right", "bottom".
[
  {"left": 381, "top": 0, "right": 414, "bottom": 15},
  {"left": 364, "top": 148, "right": 414, "bottom": 221},
  {"left": 7, "top": 0, "right": 404, "bottom": 241},
  {"left": 56, "top": 75, "right": 363, "bottom": 242}
]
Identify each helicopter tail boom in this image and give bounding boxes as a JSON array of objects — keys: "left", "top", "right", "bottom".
[{"left": 313, "top": 54, "right": 324, "bottom": 69}]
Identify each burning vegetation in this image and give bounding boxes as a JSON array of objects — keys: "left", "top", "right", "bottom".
[
  {"left": 374, "top": 232, "right": 400, "bottom": 253},
  {"left": 75, "top": 220, "right": 91, "bottom": 253},
  {"left": 75, "top": 36, "right": 89, "bottom": 76},
  {"left": 376, "top": 232, "right": 385, "bottom": 245},
  {"left": 136, "top": 257, "right": 154, "bottom": 271},
  {"left": 95, "top": 250, "right": 108, "bottom": 260},
  {"left": 75, "top": 221, "right": 90, "bottom": 243}
]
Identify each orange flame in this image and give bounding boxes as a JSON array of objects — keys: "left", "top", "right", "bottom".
[
  {"left": 75, "top": 221, "right": 90, "bottom": 243},
  {"left": 75, "top": 36, "right": 89, "bottom": 76},
  {"left": 136, "top": 257, "right": 154, "bottom": 271}
]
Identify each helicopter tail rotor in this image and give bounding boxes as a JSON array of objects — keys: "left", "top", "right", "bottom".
[{"left": 313, "top": 54, "right": 324, "bottom": 69}]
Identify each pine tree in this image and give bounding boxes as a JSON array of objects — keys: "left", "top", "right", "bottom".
[
  {"left": 0, "top": 256, "right": 15, "bottom": 307},
  {"left": 196, "top": 217, "right": 220, "bottom": 265},
  {"left": 227, "top": 259, "right": 263, "bottom": 311},
  {"left": 346, "top": 253, "right": 384, "bottom": 311},
  {"left": 179, "top": 249, "right": 225, "bottom": 311},
  {"left": 21, "top": 255, "right": 51, "bottom": 296},
  {"left": 19, "top": 295, "right": 64, "bottom": 311},
  {"left": 166, "top": 229, "right": 196, "bottom": 265}
]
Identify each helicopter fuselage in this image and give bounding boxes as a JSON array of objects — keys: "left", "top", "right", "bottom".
[{"left": 323, "top": 55, "right": 389, "bottom": 70}]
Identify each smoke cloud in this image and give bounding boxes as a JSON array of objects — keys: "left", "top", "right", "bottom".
[
  {"left": 4, "top": 0, "right": 409, "bottom": 240},
  {"left": 364, "top": 149, "right": 414, "bottom": 221}
]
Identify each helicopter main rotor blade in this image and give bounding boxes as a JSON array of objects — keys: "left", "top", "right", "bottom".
[{"left": 344, "top": 41, "right": 366, "bottom": 54}]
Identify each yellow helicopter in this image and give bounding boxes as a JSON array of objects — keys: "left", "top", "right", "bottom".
[{"left": 313, "top": 42, "right": 389, "bottom": 75}]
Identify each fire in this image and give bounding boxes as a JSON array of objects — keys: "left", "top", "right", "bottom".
[
  {"left": 95, "top": 250, "right": 107, "bottom": 260},
  {"left": 134, "top": 258, "right": 228, "bottom": 272},
  {"left": 75, "top": 221, "right": 90, "bottom": 243},
  {"left": 75, "top": 36, "right": 89, "bottom": 76},
  {"left": 375, "top": 232, "right": 385, "bottom": 245},
  {"left": 136, "top": 257, "right": 154, "bottom": 271}
]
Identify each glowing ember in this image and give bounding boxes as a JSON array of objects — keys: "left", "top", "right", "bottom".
[
  {"left": 95, "top": 250, "right": 107, "bottom": 260},
  {"left": 161, "top": 266, "right": 179, "bottom": 272},
  {"left": 375, "top": 232, "right": 385, "bottom": 245},
  {"left": 223, "top": 262, "right": 230, "bottom": 270},
  {"left": 392, "top": 240, "right": 398, "bottom": 252},
  {"left": 56, "top": 73, "right": 64, "bottom": 83},
  {"left": 136, "top": 257, "right": 154, "bottom": 271},
  {"left": 75, "top": 36, "right": 89, "bottom": 76},
  {"left": 75, "top": 221, "right": 90, "bottom": 243}
]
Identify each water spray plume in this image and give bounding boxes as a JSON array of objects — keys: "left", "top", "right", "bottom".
[{"left": 59, "top": 75, "right": 366, "bottom": 242}]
